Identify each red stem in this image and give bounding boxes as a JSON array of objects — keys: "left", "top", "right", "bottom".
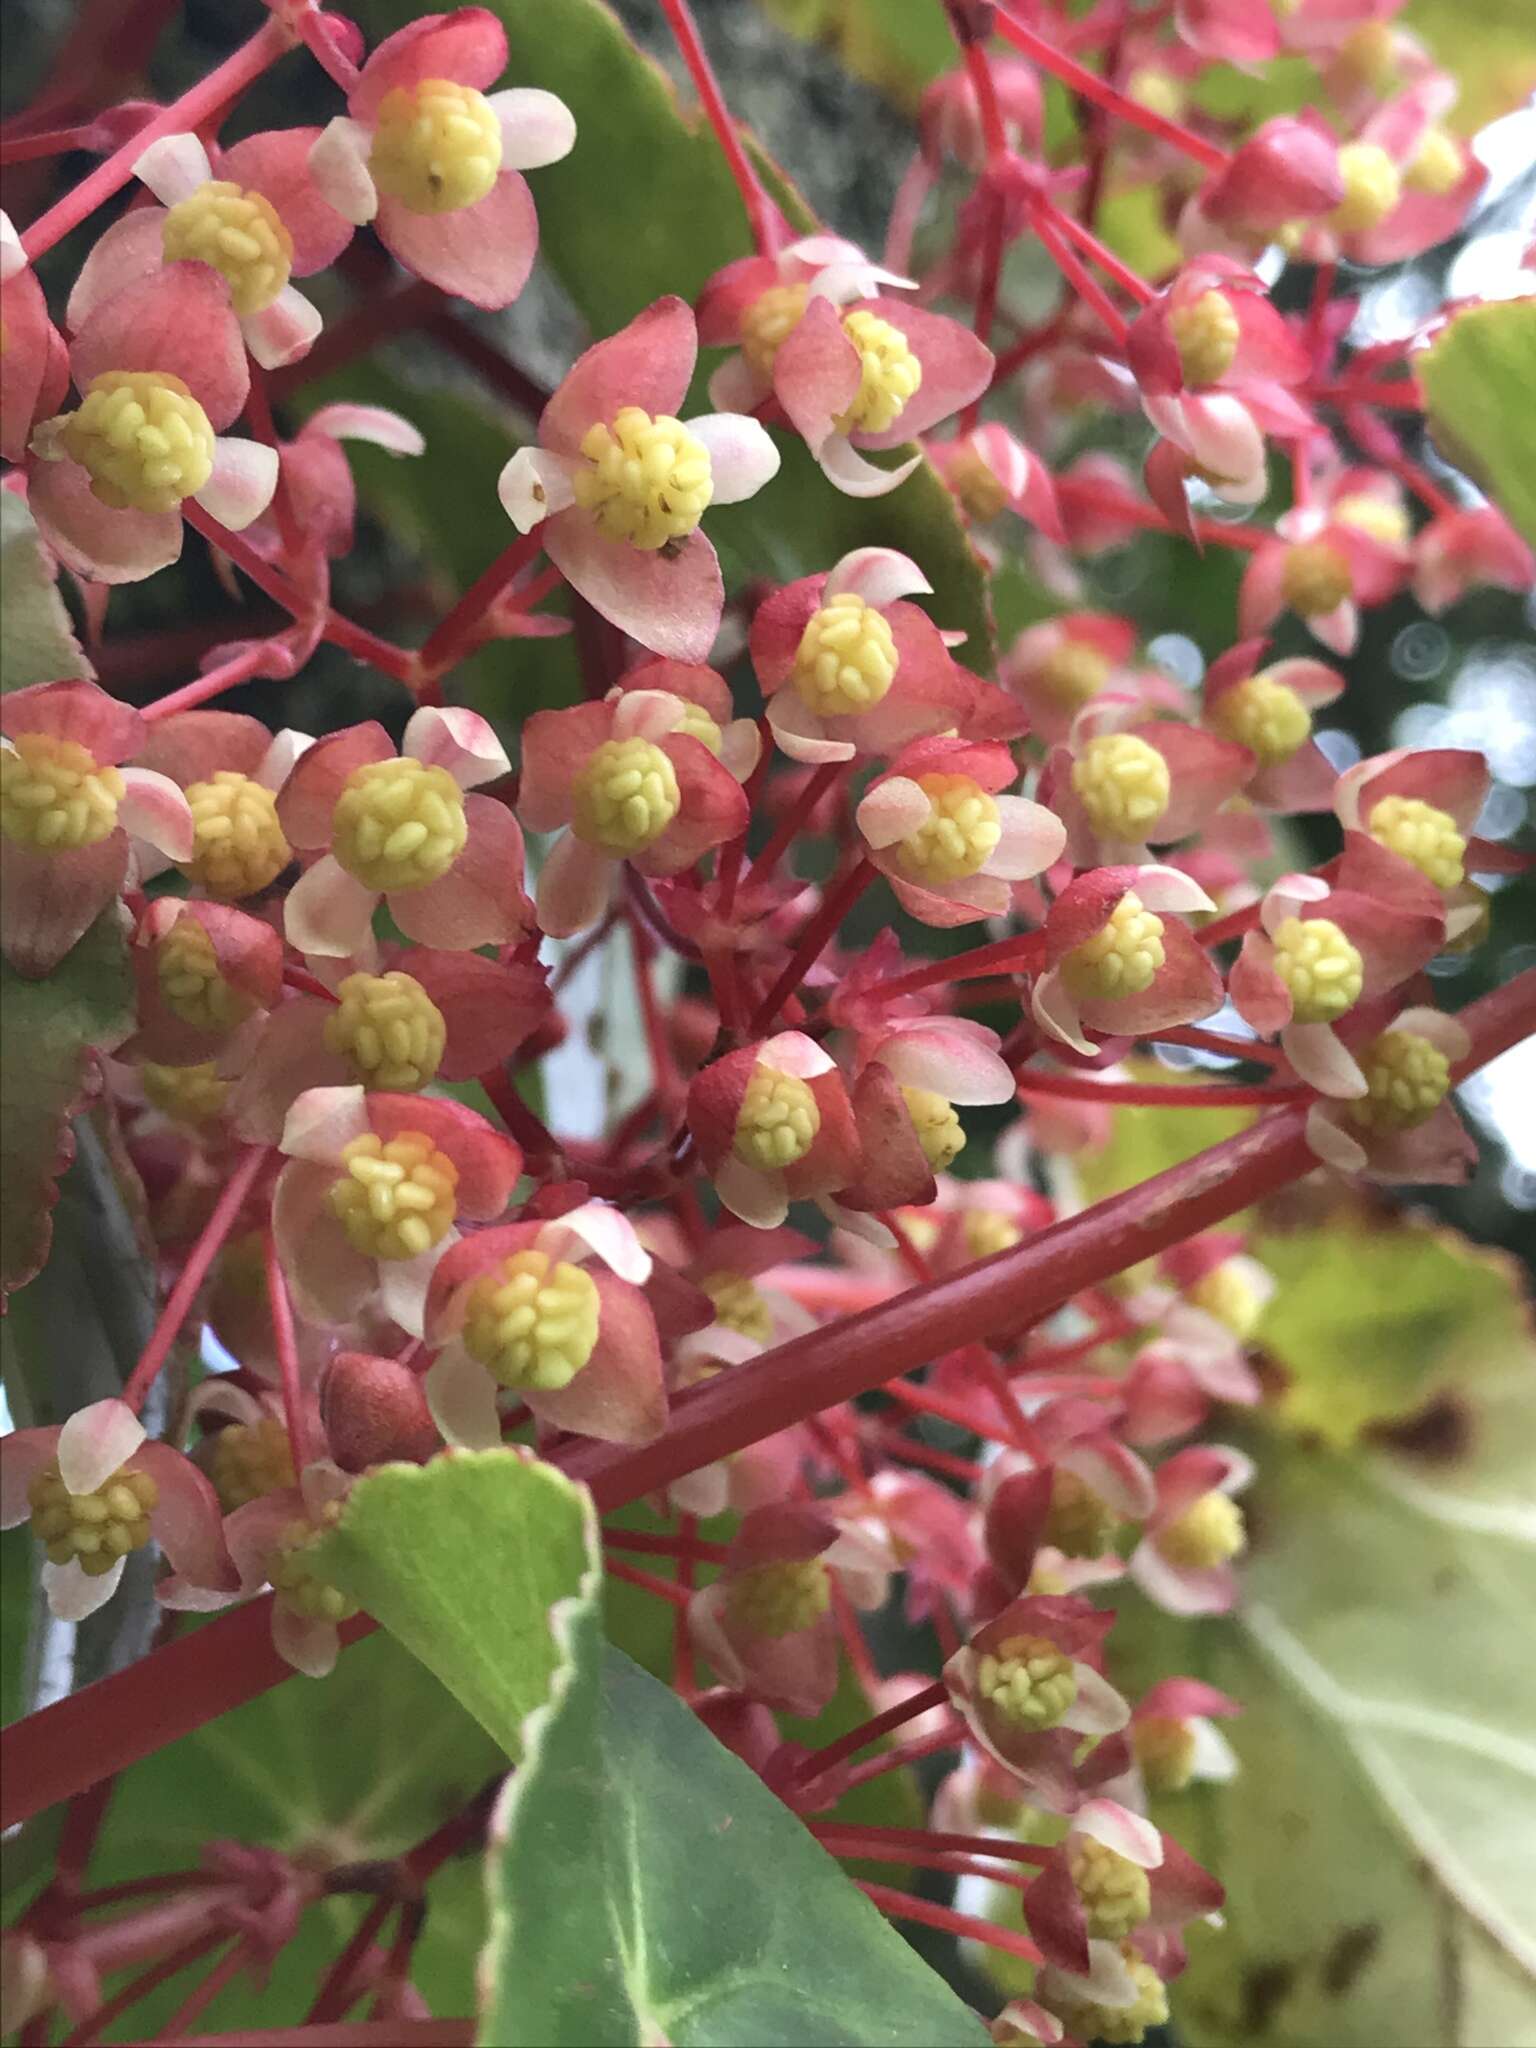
[
  {"left": 1031, "top": 201, "right": 1131, "bottom": 345},
  {"left": 655, "top": 0, "right": 785, "bottom": 255},
  {"left": 871, "top": 929, "right": 1045, "bottom": 1003},
  {"left": 741, "top": 762, "right": 846, "bottom": 898},
  {"left": 856, "top": 1880, "right": 1043, "bottom": 1963},
  {"left": 604, "top": 1554, "right": 692, "bottom": 1607},
  {"left": 1036, "top": 192, "right": 1158, "bottom": 304},
  {"left": 416, "top": 531, "right": 549, "bottom": 682},
  {"left": 811, "top": 1823, "right": 1051, "bottom": 1866},
  {"left": 1054, "top": 474, "right": 1268, "bottom": 552},
  {"left": 264, "top": 1227, "right": 314, "bottom": 1472},
  {"left": 141, "top": 643, "right": 270, "bottom": 723},
  {"left": 1015, "top": 1070, "right": 1303, "bottom": 1109},
  {"left": 791, "top": 1681, "right": 949, "bottom": 1786},
  {"left": 749, "top": 859, "right": 876, "bottom": 1033},
  {"left": 994, "top": 6, "right": 1229, "bottom": 170}
]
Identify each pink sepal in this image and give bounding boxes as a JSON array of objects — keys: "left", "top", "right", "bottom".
[
  {"left": 389, "top": 795, "right": 533, "bottom": 950},
  {"left": 366, "top": 1090, "right": 521, "bottom": 1216},
  {"left": 275, "top": 720, "right": 393, "bottom": 847},
  {"left": 69, "top": 265, "right": 248, "bottom": 430},
  {"left": 375, "top": 172, "right": 538, "bottom": 310},
  {"left": 350, "top": 8, "right": 508, "bottom": 122}
]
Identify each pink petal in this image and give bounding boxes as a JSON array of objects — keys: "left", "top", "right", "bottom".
[
  {"left": 850, "top": 299, "right": 994, "bottom": 450},
  {"left": 273, "top": 1159, "right": 376, "bottom": 1324},
  {"left": 240, "top": 285, "right": 323, "bottom": 372},
  {"left": 1305, "top": 1100, "right": 1369, "bottom": 1174},
  {"left": 0, "top": 1426, "right": 62, "bottom": 1528},
  {"left": 375, "top": 172, "right": 537, "bottom": 311},
  {"left": 44, "top": 1557, "right": 125, "bottom": 1621},
  {"left": 70, "top": 264, "right": 248, "bottom": 430},
  {"left": 352, "top": 8, "right": 508, "bottom": 121},
  {"left": 1, "top": 262, "right": 65, "bottom": 462},
  {"left": 280, "top": 1083, "right": 370, "bottom": 1166},
  {"left": 818, "top": 433, "right": 921, "bottom": 497},
  {"left": 1309, "top": 599, "right": 1358, "bottom": 656},
  {"left": 64, "top": 208, "right": 168, "bottom": 334},
  {"left": 0, "top": 834, "right": 129, "bottom": 979},
  {"left": 542, "top": 1201, "right": 652, "bottom": 1283},
  {"left": 1133, "top": 864, "right": 1216, "bottom": 915},
  {"left": 875, "top": 1026, "right": 1014, "bottom": 1106},
  {"left": 715, "top": 1153, "right": 790, "bottom": 1228},
  {"left": 525, "top": 1272, "right": 667, "bottom": 1445},
  {"left": 1177, "top": 0, "right": 1280, "bottom": 62},
  {"left": 1140, "top": 721, "right": 1255, "bottom": 841},
  {"left": 133, "top": 1440, "right": 236, "bottom": 1590},
  {"left": 194, "top": 437, "right": 279, "bottom": 530},
  {"left": 117, "top": 767, "right": 194, "bottom": 860},
  {"left": 828, "top": 547, "right": 932, "bottom": 608},
  {"left": 58, "top": 1399, "right": 146, "bottom": 1496},
  {"left": 1073, "top": 1798, "right": 1163, "bottom": 1869},
  {"left": 367, "top": 1091, "right": 521, "bottom": 1214},
  {"left": 26, "top": 458, "right": 182, "bottom": 585},
  {"left": 389, "top": 794, "right": 530, "bottom": 949},
  {"left": 404, "top": 704, "right": 510, "bottom": 788},
  {"left": 272, "top": 1601, "right": 340, "bottom": 1677},
  {"left": 1248, "top": 738, "right": 1340, "bottom": 812},
  {"left": 487, "top": 86, "right": 576, "bottom": 170},
  {"left": 686, "top": 412, "right": 781, "bottom": 504},
  {"left": 285, "top": 854, "right": 379, "bottom": 959},
  {"left": 1031, "top": 966, "right": 1094, "bottom": 1056},
  {"left": 228, "top": 995, "right": 345, "bottom": 1144},
  {"left": 535, "top": 829, "right": 615, "bottom": 938},
  {"left": 990, "top": 795, "right": 1067, "bottom": 880},
  {"left": 772, "top": 293, "right": 860, "bottom": 454},
  {"left": 219, "top": 126, "right": 356, "bottom": 273},
  {"left": 516, "top": 700, "right": 612, "bottom": 830},
  {"left": 766, "top": 693, "right": 852, "bottom": 764},
  {"left": 306, "top": 118, "right": 377, "bottom": 226},
  {"left": 425, "top": 1346, "right": 503, "bottom": 1450},
  {"left": 1282, "top": 1019, "right": 1366, "bottom": 1097},
  {"left": 640, "top": 736, "right": 748, "bottom": 874},
  {"left": 540, "top": 511, "right": 723, "bottom": 664},
  {"left": 1, "top": 681, "right": 140, "bottom": 762},
  {"left": 305, "top": 403, "right": 424, "bottom": 455},
  {"left": 1064, "top": 1662, "right": 1132, "bottom": 1735},
  {"left": 276, "top": 721, "right": 394, "bottom": 847},
  {"left": 133, "top": 132, "right": 213, "bottom": 206},
  {"left": 857, "top": 775, "right": 930, "bottom": 848},
  {"left": 407, "top": 949, "right": 549, "bottom": 1077},
  {"left": 1237, "top": 544, "right": 1288, "bottom": 638},
  {"left": 1229, "top": 931, "right": 1290, "bottom": 1034},
  {"left": 1132, "top": 1543, "right": 1239, "bottom": 1616},
  {"left": 541, "top": 296, "right": 698, "bottom": 458},
  {"left": 376, "top": 1236, "right": 454, "bottom": 1336}
]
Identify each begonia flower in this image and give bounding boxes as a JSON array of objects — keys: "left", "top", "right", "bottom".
[
  {"left": 1031, "top": 865, "right": 1224, "bottom": 1057},
  {"left": 1412, "top": 504, "right": 1534, "bottom": 614},
  {"left": 138, "top": 708, "right": 311, "bottom": 902},
  {"left": 921, "top": 424, "right": 1064, "bottom": 542},
  {"left": 1024, "top": 1797, "right": 1222, "bottom": 1977},
  {"left": 1041, "top": 699, "right": 1254, "bottom": 867},
  {"left": 1304, "top": 1002, "right": 1475, "bottom": 1183},
  {"left": 241, "top": 402, "right": 425, "bottom": 565},
  {"left": 125, "top": 897, "right": 284, "bottom": 1066},
  {"left": 1002, "top": 614, "right": 1183, "bottom": 748},
  {"left": 850, "top": 1014, "right": 1018, "bottom": 1185},
  {"left": 687, "top": 1031, "right": 862, "bottom": 1229},
  {"left": 1121, "top": 1335, "right": 1262, "bottom": 1447},
  {"left": 1305, "top": 81, "right": 1487, "bottom": 266},
  {"left": 1332, "top": 744, "right": 1490, "bottom": 937},
  {"left": 1130, "top": 1445, "right": 1252, "bottom": 1615},
  {"left": 1126, "top": 1677, "right": 1242, "bottom": 1796},
  {"left": 1238, "top": 504, "right": 1405, "bottom": 654},
  {"left": 1199, "top": 637, "right": 1344, "bottom": 810},
  {"left": 0, "top": 214, "right": 68, "bottom": 465},
  {"left": 1181, "top": 116, "right": 1345, "bottom": 252}
]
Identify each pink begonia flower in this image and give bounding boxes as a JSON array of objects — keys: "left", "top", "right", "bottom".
[
  {"left": 856, "top": 736, "right": 1066, "bottom": 928},
  {"left": 518, "top": 686, "right": 751, "bottom": 938},
  {"left": 1041, "top": 698, "right": 1254, "bottom": 867},
  {"left": 1031, "top": 865, "right": 1224, "bottom": 1058},
  {"left": 25, "top": 265, "right": 277, "bottom": 583},
  {"left": 1414, "top": 504, "right": 1535, "bottom": 614},
  {"left": 687, "top": 1031, "right": 863, "bottom": 1230},
  {"left": 273, "top": 1084, "right": 523, "bottom": 1335},
  {"left": 1130, "top": 1444, "right": 1253, "bottom": 1615},
  {"left": 1034, "top": 1940, "right": 1173, "bottom": 2044},
  {"left": 923, "top": 425, "right": 1066, "bottom": 541},
  {"left": 1276, "top": 0, "right": 1404, "bottom": 52},
  {"left": 124, "top": 897, "right": 284, "bottom": 1067},
  {"left": 1304, "top": 1001, "right": 1475, "bottom": 1184},
  {"left": 664, "top": 1221, "right": 819, "bottom": 1382},
  {"left": 1181, "top": 116, "right": 1344, "bottom": 253},
  {"left": 421, "top": 1200, "right": 666, "bottom": 1449},
  {"left": 942, "top": 1593, "right": 1130, "bottom": 1813},
  {"left": 896, "top": 1172, "right": 1053, "bottom": 1278},
  {"left": 307, "top": 7, "right": 575, "bottom": 308},
  {"left": 1229, "top": 853, "right": 1445, "bottom": 1095},
  {"left": 277, "top": 706, "right": 531, "bottom": 960},
  {"left": 242, "top": 402, "right": 425, "bottom": 564},
  {"left": 832, "top": 1469, "right": 981, "bottom": 1625},
  {"left": 1199, "top": 635, "right": 1344, "bottom": 811},
  {"left": 1, "top": 680, "right": 193, "bottom": 978},
  {"left": 1121, "top": 1336, "right": 1262, "bottom": 1447},
  {"left": 67, "top": 126, "right": 356, "bottom": 371},
  {"left": 919, "top": 57, "right": 1043, "bottom": 172},
  {"left": 1309, "top": 81, "right": 1487, "bottom": 267},
  {"left": 1023, "top": 1796, "right": 1223, "bottom": 1978},
  {"left": 1237, "top": 504, "right": 1405, "bottom": 655},
  {"left": 1332, "top": 743, "right": 1490, "bottom": 938},
  {"left": 135, "top": 707, "right": 311, "bottom": 903},
  {"left": 698, "top": 234, "right": 911, "bottom": 399},
  {"left": 1129, "top": 1230, "right": 1276, "bottom": 1368},
  {"left": 687, "top": 1503, "right": 890, "bottom": 1718},
  {"left": 497, "top": 296, "right": 780, "bottom": 661},
  {"left": 1124, "top": 1676, "right": 1242, "bottom": 1797},
  {"left": 230, "top": 947, "right": 551, "bottom": 1143},
  {"left": 0, "top": 214, "right": 69, "bottom": 464},
  {"left": 1001, "top": 613, "right": 1183, "bottom": 749},
  {"left": 749, "top": 548, "right": 977, "bottom": 764},
  {"left": 0, "top": 1397, "right": 234, "bottom": 1622}
]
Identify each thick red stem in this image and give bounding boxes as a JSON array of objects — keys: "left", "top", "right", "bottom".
[{"left": 1016, "top": 1071, "right": 1304, "bottom": 1109}]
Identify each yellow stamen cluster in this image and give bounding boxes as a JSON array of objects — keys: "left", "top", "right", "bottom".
[
  {"left": 156, "top": 916, "right": 251, "bottom": 1034},
  {"left": 962, "top": 1208, "right": 1022, "bottom": 1261},
  {"left": 209, "top": 1416, "right": 296, "bottom": 1512},
  {"left": 1272, "top": 914, "right": 1363, "bottom": 1025},
  {"left": 1168, "top": 288, "right": 1239, "bottom": 387},
  {"left": 1347, "top": 1027, "right": 1453, "bottom": 1133},
  {"left": 1040, "top": 640, "right": 1111, "bottom": 711},
  {"left": 331, "top": 757, "right": 466, "bottom": 892},
  {"left": 141, "top": 1059, "right": 229, "bottom": 1126},
  {"left": 369, "top": 78, "right": 502, "bottom": 214},
  {"left": 672, "top": 700, "right": 724, "bottom": 756},
  {"left": 976, "top": 1633, "right": 1078, "bottom": 1731},
  {"left": 270, "top": 1510, "right": 358, "bottom": 1622},
  {"left": 1335, "top": 20, "right": 1395, "bottom": 89},
  {"left": 740, "top": 281, "right": 809, "bottom": 378},
  {"left": 793, "top": 592, "right": 899, "bottom": 717},
  {"left": 725, "top": 1556, "right": 831, "bottom": 1638},
  {"left": 60, "top": 371, "right": 214, "bottom": 513},
  {"left": 902, "top": 1086, "right": 966, "bottom": 1171},
  {"left": 183, "top": 772, "right": 291, "bottom": 898},
  {"left": 1188, "top": 1257, "right": 1266, "bottom": 1340},
  {"left": 1158, "top": 1490, "right": 1245, "bottom": 1570},
  {"left": 1061, "top": 891, "right": 1166, "bottom": 1004},
  {"left": 1072, "top": 732, "right": 1171, "bottom": 841},
  {"left": 161, "top": 179, "right": 293, "bottom": 316},
  {"left": 573, "top": 408, "right": 712, "bottom": 551},
  {"left": 1367, "top": 793, "right": 1465, "bottom": 891},
  {"left": 1133, "top": 1713, "right": 1199, "bottom": 1794},
  {"left": 461, "top": 1247, "right": 601, "bottom": 1390},
  {"left": 1067, "top": 1834, "right": 1152, "bottom": 1941},
  {"left": 947, "top": 442, "right": 1009, "bottom": 524},
  {"left": 835, "top": 309, "right": 922, "bottom": 435},
  {"left": 1, "top": 734, "right": 124, "bottom": 850},
  {"left": 1332, "top": 491, "right": 1410, "bottom": 548},
  {"left": 1046, "top": 1466, "right": 1123, "bottom": 1560},
  {"left": 1405, "top": 127, "right": 1463, "bottom": 197},
  {"left": 732, "top": 1064, "right": 821, "bottom": 1171},
  {"left": 328, "top": 1129, "right": 458, "bottom": 1260},
  {"left": 701, "top": 1270, "right": 774, "bottom": 1343},
  {"left": 324, "top": 970, "right": 446, "bottom": 1091},
  {"left": 570, "top": 736, "right": 681, "bottom": 854},
  {"left": 1044, "top": 1947, "right": 1169, "bottom": 2046},
  {"left": 1209, "top": 671, "right": 1312, "bottom": 767},
  {"left": 893, "top": 773, "right": 1000, "bottom": 886},
  {"left": 1281, "top": 539, "right": 1352, "bottom": 619},
  {"left": 1330, "top": 141, "right": 1402, "bottom": 234},
  {"left": 28, "top": 1460, "right": 158, "bottom": 1576}
]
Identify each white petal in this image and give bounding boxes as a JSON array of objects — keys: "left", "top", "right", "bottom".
[
  {"left": 988, "top": 795, "right": 1066, "bottom": 880},
  {"left": 543, "top": 1201, "right": 652, "bottom": 1283},
  {"left": 426, "top": 1347, "right": 503, "bottom": 1451},
  {"left": 1030, "top": 967, "right": 1094, "bottom": 1057},
  {"left": 720, "top": 717, "right": 762, "bottom": 781},
  {"left": 1063, "top": 1661, "right": 1131, "bottom": 1735},
  {"left": 1189, "top": 1716, "right": 1240, "bottom": 1782},
  {"left": 59, "top": 1399, "right": 147, "bottom": 1496},
  {"left": 761, "top": 1030, "right": 835, "bottom": 1079},
  {"left": 669, "top": 1461, "right": 731, "bottom": 1519},
  {"left": 279, "top": 1083, "right": 369, "bottom": 1164},
  {"left": 194, "top": 438, "right": 279, "bottom": 531},
  {"left": 377, "top": 1235, "right": 453, "bottom": 1338},
  {"left": 716, "top": 1154, "right": 789, "bottom": 1228},
  {"left": 1391, "top": 1006, "right": 1471, "bottom": 1062},
  {"left": 305, "top": 403, "right": 424, "bottom": 456},
  {"left": 498, "top": 447, "right": 576, "bottom": 531},
  {"left": 1132, "top": 864, "right": 1216, "bottom": 915},
  {"left": 1310, "top": 599, "right": 1358, "bottom": 656},
  {"left": 118, "top": 767, "right": 194, "bottom": 861},
  {"left": 256, "top": 727, "right": 315, "bottom": 792},
  {"left": 308, "top": 117, "right": 378, "bottom": 225},
  {"left": 1073, "top": 1797, "right": 1164, "bottom": 1869},
  {"left": 819, "top": 1196, "right": 895, "bottom": 1249},
  {"left": 824, "top": 546, "right": 931, "bottom": 607},
  {"left": 766, "top": 692, "right": 853, "bottom": 765},
  {"left": 1281, "top": 1020, "right": 1366, "bottom": 1098},
  {"left": 708, "top": 354, "right": 768, "bottom": 413},
  {"left": 133, "top": 132, "right": 213, "bottom": 207},
  {"left": 818, "top": 433, "right": 920, "bottom": 499},
  {"left": 1261, "top": 870, "right": 1331, "bottom": 933},
  {"left": 486, "top": 87, "right": 577, "bottom": 170},
  {"left": 876, "top": 1031, "right": 1014, "bottom": 1106},
  {"left": 611, "top": 689, "right": 688, "bottom": 743},
  {"left": 535, "top": 831, "right": 616, "bottom": 939},
  {"left": 404, "top": 704, "right": 510, "bottom": 787},
  {"left": 0, "top": 211, "right": 25, "bottom": 282},
  {"left": 240, "top": 285, "right": 323, "bottom": 371},
  {"left": 285, "top": 855, "right": 379, "bottom": 960},
  {"left": 43, "top": 1556, "right": 124, "bottom": 1621},
  {"left": 272, "top": 1602, "right": 339, "bottom": 1678},
  {"left": 687, "top": 413, "right": 781, "bottom": 506},
  {"left": 857, "top": 775, "right": 930, "bottom": 850},
  {"left": 1304, "top": 1101, "right": 1368, "bottom": 1175}
]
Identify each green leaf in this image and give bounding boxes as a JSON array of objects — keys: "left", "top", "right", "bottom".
[
  {"left": 0, "top": 909, "right": 135, "bottom": 1301},
  {"left": 1420, "top": 301, "right": 1536, "bottom": 547},
  {"left": 480, "top": 1623, "right": 991, "bottom": 2047},
  {"left": 0, "top": 493, "right": 93, "bottom": 693},
  {"left": 312, "top": 1450, "right": 598, "bottom": 1761}
]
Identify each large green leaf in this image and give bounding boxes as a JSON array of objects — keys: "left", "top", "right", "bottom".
[
  {"left": 1420, "top": 301, "right": 1536, "bottom": 547},
  {"left": 0, "top": 493, "right": 93, "bottom": 693},
  {"left": 480, "top": 1619, "right": 991, "bottom": 2047},
  {"left": 0, "top": 909, "right": 135, "bottom": 1300}
]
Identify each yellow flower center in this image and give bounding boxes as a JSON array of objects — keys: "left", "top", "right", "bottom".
[
  {"left": 572, "top": 407, "right": 713, "bottom": 552},
  {"left": 60, "top": 370, "right": 214, "bottom": 513},
  {"left": 462, "top": 1246, "right": 601, "bottom": 1390},
  {"left": 209, "top": 1415, "right": 296, "bottom": 1512},
  {"left": 161, "top": 179, "right": 293, "bottom": 316},
  {"left": 331, "top": 757, "right": 466, "bottom": 893},
  {"left": 1336, "top": 20, "right": 1395, "bottom": 88},
  {"left": 1210, "top": 670, "right": 1312, "bottom": 766},
  {"left": 270, "top": 1507, "right": 358, "bottom": 1621},
  {"left": 1, "top": 733, "right": 124, "bottom": 850},
  {"left": 324, "top": 970, "right": 446, "bottom": 1090},
  {"left": 1159, "top": 1490, "right": 1246, "bottom": 1569},
  {"left": 1367, "top": 793, "right": 1465, "bottom": 891},
  {"left": 1045, "top": 1946, "right": 1169, "bottom": 2046},
  {"left": 1272, "top": 913, "right": 1364, "bottom": 1025},
  {"left": 672, "top": 701, "right": 724, "bottom": 756},
  {"left": 740, "top": 281, "right": 810, "bottom": 378},
  {"left": 701, "top": 1270, "right": 774, "bottom": 1343},
  {"left": 156, "top": 916, "right": 252, "bottom": 1034},
  {"left": 1045, "top": 1466, "right": 1123, "bottom": 1560},
  {"left": 1332, "top": 491, "right": 1410, "bottom": 548},
  {"left": 1126, "top": 66, "right": 1184, "bottom": 118},
  {"left": 183, "top": 772, "right": 291, "bottom": 898},
  {"left": 368, "top": 78, "right": 502, "bottom": 214},
  {"left": 1280, "top": 539, "right": 1353, "bottom": 618},
  {"left": 141, "top": 1058, "right": 229, "bottom": 1126},
  {"left": 1040, "top": 640, "right": 1112, "bottom": 710},
  {"left": 732, "top": 1064, "right": 821, "bottom": 1172},
  {"left": 1061, "top": 890, "right": 1167, "bottom": 1003},
  {"left": 947, "top": 442, "right": 1009, "bottom": 523},
  {"left": 570, "top": 736, "right": 681, "bottom": 854},
  {"left": 792, "top": 591, "right": 898, "bottom": 717},
  {"left": 902, "top": 1085, "right": 966, "bottom": 1170},
  {"left": 1132, "top": 1713, "right": 1199, "bottom": 1793},
  {"left": 1188, "top": 1256, "right": 1267, "bottom": 1339},
  {"left": 1330, "top": 141, "right": 1402, "bottom": 233},
  {"left": 976, "top": 1633, "right": 1078, "bottom": 1730},
  {"left": 1347, "top": 1027, "right": 1453, "bottom": 1133},
  {"left": 725, "top": 1557, "right": 831, "bottom": 1638},
  {"left": 1405, "top": 126, "right": 1463, "bottom": 197},
  {"left": 28, "top": 1460, "right": 158, "bottom": 1576},
  {"left": 328, "top": 1129, "right": 458, "bottom": 1261},
  {"left": 1072, "top": 731, "right": 1171, "bottom": 841},
  {"left": 834, "top": 308, "right": 923, "bottom": 435},
  {"left": 892, "top": 773, "right": 1001, "bottom": 886},
  {"left": 1169, "top": 288, "right": 1240, "bottom": 387},
  {"left": 962, "top": 1208, "right": 1022, "bottom": 1260},
  {"left": 1067, "top": 1834, "right": 1153, "bottom": 1941}
]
